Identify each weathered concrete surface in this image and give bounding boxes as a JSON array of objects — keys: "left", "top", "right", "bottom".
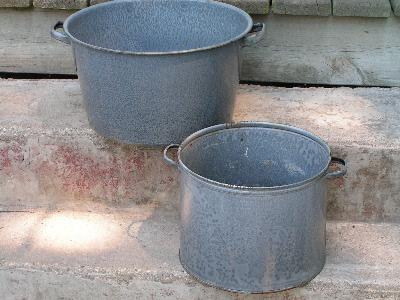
[
  {"left": 333, "top": 0, "right": 392, "bottom": 17},
  {"left": 0, "top": 204, "right": 399, "bottom": 299},
  {"left": 33, "top": 0, "right": 87, "bottom": 9},
  {"left": 391, "top": 0, "right": 400, "bottom": 16},
  {"left": 272, "top": 0, "right": 331, "bottom": 16},
  {"left": 0, "top": 0, "right": 31, "bottom": 7},
  {"left": 0, "top": 79, "right": 179, "bottom": 210},
  {"left": 1, "top": 80, "right": 400, "bottom": 222}
]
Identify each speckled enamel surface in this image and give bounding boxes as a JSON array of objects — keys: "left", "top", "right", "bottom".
[
  {"left": 63, "top": 0, "right": 253, "bottom": 145},
  {"left": 67, "top": 0, "right": 251, "bottom": 53},
  {"left": 177, "top": 124, "right": 329, "bottom": 292},
  {"left": 179, "top": 127, "right": 330, "bottom": 187},
  {"left": 74, "top": 42, "right": 240, "bottom": 145}
]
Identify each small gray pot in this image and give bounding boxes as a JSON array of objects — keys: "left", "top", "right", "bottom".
[{"left": 164, "top": 122, "right": 347, "bottom": 293}]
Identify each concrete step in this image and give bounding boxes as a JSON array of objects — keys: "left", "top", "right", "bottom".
[
  {"left": 0, "top": 203, "right": 399, "bottom": 299},
  {"left": 1, "top": 79, "right": 400, "bottom": 222}
]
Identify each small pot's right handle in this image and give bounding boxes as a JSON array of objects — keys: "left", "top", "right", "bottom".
[
  {"left": 326, "top": 157, "right": 347, "bottom": 179},
  {"left": 242, "top": 23, "right": 265, "bottom": 47},
  {"left": 51, "top": 21, "right": 70, "bottom": 45},
  {"left": 163, "top": 144, "right": 180, "bottom": 167}
]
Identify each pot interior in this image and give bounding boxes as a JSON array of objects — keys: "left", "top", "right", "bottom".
[
  {"left": 180, "top": 126, "right": 330, "bottom": 188},
  {"left": 66, "top": 0, "right": 251, "bottom": 53}
]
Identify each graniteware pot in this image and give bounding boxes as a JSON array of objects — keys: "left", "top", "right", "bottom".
[
  {"left": 164, "top": 122, "right": 347, "bottom": 293},
  {"left": 51, "top": 0, "right": 264, "bottom": 145}
]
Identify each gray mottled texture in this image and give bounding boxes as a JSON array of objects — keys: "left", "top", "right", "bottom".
[
  {"left": 174, "top": 123, "right": 336, "bottom": 292},
  {"left": 54, "top": 0, "right": 258, "bottom": 145},
  {"left": 74, "top": 43, "right": 239, "bottom": 145},
  {"left": 0, "top": 206, "right": 399, "bottom": 299},
  {"left": 0, "top": 0, "right": 31, "bottom": 7},
  {"left": 272, "top": 0, "right": 331, "bottom": 16},
  {"left": 33, "top": 0, "right": 87, "bottom": 9},
  {"left": 177, "top": 123, "right": 334, "bottom": 187},
  {"left": 333, "top": 0, "right": 392, "bottom": 17},
  {"left": 391, "top": 0, "right": 400, "bottom": 16}
]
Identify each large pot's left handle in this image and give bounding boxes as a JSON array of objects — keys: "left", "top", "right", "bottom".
[
  {"left": 242, "top": 23, "right": 265, "bottom": 47},
  {"left": 51, "top": 21, "right": 70, "bottom": 45},
  {"left": 326, "top": 157, "right": 347, "bottom": 179},
  {"left": 163, "top": 144, "right": 180, "bottom": 167}
]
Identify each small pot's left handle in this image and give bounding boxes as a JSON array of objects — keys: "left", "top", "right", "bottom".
[
  {"left": 51, "top": 21, "right": 70, "bottom": 45},
  {"left": 326, "top": 157, "right": 347, "bottom": 179},
  {"left": 163, "top": 144, "right": 180, "bottom": 167},
  {"left": 242, "top": 23, "right": 265, "bottom": 47}
]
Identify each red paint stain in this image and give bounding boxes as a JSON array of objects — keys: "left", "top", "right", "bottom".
[
  {"left": 124, "top": 151, "right": 146, "bottom": 181},
  {"left": 0, "top": 147, "right": 12, "bottom": 169},
  {"left": 53, "top": 145, "right": 120, "bottom": 195},
  {"left": 0, "top": 143, "right": 23, "bottom": 172},
  {"left": 33, "top": 144, "right": 177, "bottom": 204},
  {"left": 133, "top": 155, "right": 144, "bottom": 172}
]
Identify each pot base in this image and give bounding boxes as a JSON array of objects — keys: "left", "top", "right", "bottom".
[{"left": 179, "top": 250, "right": 326, "bottom": 294}]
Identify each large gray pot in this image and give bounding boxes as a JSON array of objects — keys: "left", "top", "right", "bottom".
[
  {"left": 164, "top": 122, "right": 347, "bottom": 293},
  {"left": 51, "top": 0, "right": 264, "bottom": 145}
]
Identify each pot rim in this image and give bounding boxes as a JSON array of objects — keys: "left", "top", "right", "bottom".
[
  {"left": 177, "top": 121, "right": 332, "bottom": 192},
  {"left": 63, "top": 0, "right": 253, "bottom": 56}
]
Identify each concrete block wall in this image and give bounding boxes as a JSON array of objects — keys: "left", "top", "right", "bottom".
[
  {"left": 33, "top": 0, "right": 87, "bottom": 9},
  {"left": 1, "top": 0, "right": 400, "bottom": 17},
  {"left": 0, "top": 0, "right": 270, "bottom": 14},
  {"left": 271, "top": 0, "right": 331, "bottom": 16},
  {"left": 333, "top": 0, "right": 392, "bottom": 18},
  {"left": 0, "top": 0, "right": 31, "bottom": 7}
]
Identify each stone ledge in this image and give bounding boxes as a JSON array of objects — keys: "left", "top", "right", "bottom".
[{"left": 1, "top": 80, "right": 400, "bottom": 222}]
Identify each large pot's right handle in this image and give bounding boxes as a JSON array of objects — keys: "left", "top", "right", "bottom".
[
  {"left": 242, "top": 23, "right": 265, "bottom": 47},
  {"left": 326, "top": 157, "right": 347, "bottom": 179},
  {"left": 163, "top": 144, "right": 180, "bottom": 167},
  {"left": 51, "top": 21, "right": 70, "bottom": 45}
]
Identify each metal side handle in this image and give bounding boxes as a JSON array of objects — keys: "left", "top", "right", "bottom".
[
  {"left": 326, "top": 157, "right": 347, "bottom": 179},
  {"left": 242, "top": 23, "right": 265, "bottom": 47},
  {"left": 163, "top": 144, "right": 180, "bottom": 167},
  {"left": 51, "top": 21, "right": 70, "bottom": 45}
]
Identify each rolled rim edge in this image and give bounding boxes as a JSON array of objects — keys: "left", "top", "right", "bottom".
[
  {"left": 63, "top": 0, "right": 253, "bottom": 55},
  {"left": 177, "top": 121, "right": 332, "bottom": 192}
]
